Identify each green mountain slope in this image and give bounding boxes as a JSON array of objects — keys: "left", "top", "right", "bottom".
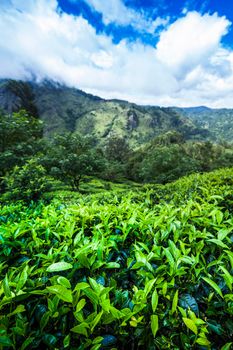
[
  {"left": 0, "top": 79, "right": 219, "bottom": 147},
  {"left": 176, "top": 106, "right": 233, "bottom": 142}
]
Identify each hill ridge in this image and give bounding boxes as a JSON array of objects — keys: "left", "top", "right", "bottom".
[{"left": 1, "top": 79, "right": 232, "bottom": 145}]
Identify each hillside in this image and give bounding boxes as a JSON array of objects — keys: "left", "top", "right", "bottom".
[
  {"left": 176, "top": 106, "right": 233, "bottom": 143},
  {"left": 0, "top": 80, "right": 208, "bottom": 147}
]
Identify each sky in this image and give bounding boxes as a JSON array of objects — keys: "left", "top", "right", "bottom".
[{"left": 0, "top": 0, "right": 233, "bottom": 107}]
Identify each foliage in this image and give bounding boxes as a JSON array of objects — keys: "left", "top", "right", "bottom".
[
  {"left": 178, "top": 106, "right": 233, "bottom": 142},
  {"left": 3, "top": 159, "right": 51, "bottom": 202},
  {"left": 42, "top": 133, "right": 104, "bottom": 190},
  {"left": 0, "top": 168, "right": 232, "bottom": 349},
  {"left": 0, "top": 108, "right": 233, "bottom": 191},
  {"left": 104, "top": 136, "right": 131, "bottom": 163},
  {"left": 5, "top": 80, "right": 39, "bottom": 118},
  {"left": 100, "top": 137, "right": 131, "bottom": 181},
  {"left": 99, "top": 161, "right": 127, "bottom": 182},
  {"left": 127, "top": 133, "right": 233, "bottom": 183},
  {"left": 0, "top": 110, "right": 44, "bottom": 190},
  {"left": 130, "top": 144, "right": 198, "bottom": 183},
  {"left": 0, "top": 80, "right": 208, "bottom": 146}
]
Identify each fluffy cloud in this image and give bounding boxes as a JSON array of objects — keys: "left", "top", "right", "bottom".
[
  {"left": 157, "top": 12, "right": 230, "bottom": 76},
  {"left": 72, "top": 0, "right": 169, "bottom": 34},
  {"left": 0, "top": 0, "right": 175, "bottom": 94},
  {"left": 0, "top": 0, "right": 233, "bottom": 107}
]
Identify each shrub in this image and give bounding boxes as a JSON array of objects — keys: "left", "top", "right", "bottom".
[
  {"left": 0, "top": 168, "right": 232, "bottom": 349},
  {"left": 3, "top": 159, "right": 50, "bottom": 202}
]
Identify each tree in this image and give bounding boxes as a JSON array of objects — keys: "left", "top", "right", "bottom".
[
  {"left": 3, "top": 159, "right": 50, "bottom": 202},
  {"left": 0, "top": 110, "right": 44, "bottom": 192},
  {"left": 138, "top": 145, "right": 197, "bottom": 183},
  {"left": 43, "top": 133, "right": 104, "bottom": 190},
  {"left": 104, "top": 136, "right": 131, "bottom": 163},
  {"left": 152, "top": 131, "right": 185, "bottom": 146},
  {"left": 101, "top": 136, "right": 131, "bottom": 181},
  {"left": 5, "top": 80, "right": 39, "bottom": 117},
  {"left": 127, "top": 140, "right": 199, "bottom": 184}
]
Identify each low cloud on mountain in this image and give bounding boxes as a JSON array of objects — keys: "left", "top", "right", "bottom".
[{"left": 0, "top": 0, "right": 233, "bottom": 107}]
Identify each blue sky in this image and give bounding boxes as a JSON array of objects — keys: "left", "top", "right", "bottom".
[
  {"left": 58, "top": 0, "right": 233, "bottom": 48},
  {"left": 0, "top": 0, "right": 233, "bottom": 107}
]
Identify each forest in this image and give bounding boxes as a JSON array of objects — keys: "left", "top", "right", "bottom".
[{"left": 1, "top": 108, "right": 233, "bottom": 199}]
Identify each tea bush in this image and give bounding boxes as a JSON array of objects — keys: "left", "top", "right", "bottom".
[{"left": 0, "top": 169, "right": 232, "bottom": 349}]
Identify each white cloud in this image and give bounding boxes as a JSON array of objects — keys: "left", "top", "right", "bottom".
[
  {"left": 156, "top": 12, "right": 230, "bottom": 76},
  {"left": 73, "top": 0, "right": 169, "bottom": 34},
  {"left": 82, "top": 0, "right": 137, "bottom": 26},
  {"left": 0, "top": 0, "right": 233, "bottom": 107}
]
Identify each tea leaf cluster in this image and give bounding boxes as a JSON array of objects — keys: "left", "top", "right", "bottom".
[{"left": 0, "top": 169, "right": 232, "bottom": 349}]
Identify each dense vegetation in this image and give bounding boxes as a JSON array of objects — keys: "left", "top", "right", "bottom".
[
  {"left": 0, "top": 169, "right": 232, "bottom": 349},
  {"left": 1, "top": 79, "right": 230, "bottom": 145},
  {"left": 1, "top": 109, "right": 233, "bottom": 197},
  {"left": 177, "top": 107, "right": 233, "bottom": 143},
  {"left": 1, "top": 80, "right": 233, "bottom": 149},
  {"left": 0, "top": 90, "right": 232, "bottom": 349}
]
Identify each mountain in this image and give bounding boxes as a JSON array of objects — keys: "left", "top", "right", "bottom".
[
  {"left": 0, "top": 79, "right": 222, "bottom": 147},
  {"left": 175, "top": 106, "right": 233, "bottom": 143}
]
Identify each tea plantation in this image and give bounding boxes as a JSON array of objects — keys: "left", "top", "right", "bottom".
[{"left": 0, "top": 169, "right": 233, "bottom": 349}]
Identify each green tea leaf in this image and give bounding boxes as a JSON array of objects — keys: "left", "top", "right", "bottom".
[
  {"left": 202, "top": 277, "right": 223, "bottom": 298},
  {"left": 3, "top": 274, "right": 11, "bottom": 298},
  {"left": 17, "top": 267, "right": 28, "bottom": 292},
  {"left": 183, "top": 317, "right": 198, "bottom": 334},
  {"left": 162, "top": 281, "right": 167, "bottom": 296},
  {"left": 221, "top": 343, "right": 233, "bottom": 350},
  {"left": 207, "top": 239, "right": 228, "bottom": 249},
  {"left": 196, "top": 337, "right": 211, "bottom": 346},
  {"left": 90, "top": 344, "right": 101, "bottom": 350},
  {"left": 91, "top": 311, "right": 103, "bottom": 332},
  {"left": 171, "top": 290, "right": 178, "bottom": 314},
  {"left": 21, "top": 337, "right": 34, "bottom": 350},
  {"left": 71, "top": 323, "right": 89, "bottom": 336},
  {"left": 8, "top": 304, "right": 25, "bottom": 317},
  {"left": 105, "top": 262, "right": 120, "bottom": 269},
  {"left": 47, "top": 285, "right": 73, "bottom": 303},
  {"left": 74, "top": 282, "right": 90, "bottom": 291},
  {"left": 40, "top": 312, "right": 51, "bottom": 331},
  {"left": 144, "top": 279, "right": 156, "bottom": 297},
  {"left": 63, "top": 334, "right": 70, "bottom": 348},
  {"left": 164, "top": 248, "right": 175, "bottom": 266},
  {"left": 219, "top": 266, "right": 233, "bottom": 292},
  {"left": 46, "top": 262, "right": 73, "bottom": 272},
  {"left": 57, "top": 276, "right": 71, "bottom": 289},
  {"left": 83, "top": 288, "right": 99, "bottom": 305},
  {"left": 76, "top": 298, "right": 86, "bottom": 312},
  {"left": 93, "top": 336, "right": 104, "bottom": 344},
  {"left": 151, "top": 315, "right": 159, "bottom": 337},
  {"left": 151, "top": 288, "right": 158, "bottom": 313}
]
